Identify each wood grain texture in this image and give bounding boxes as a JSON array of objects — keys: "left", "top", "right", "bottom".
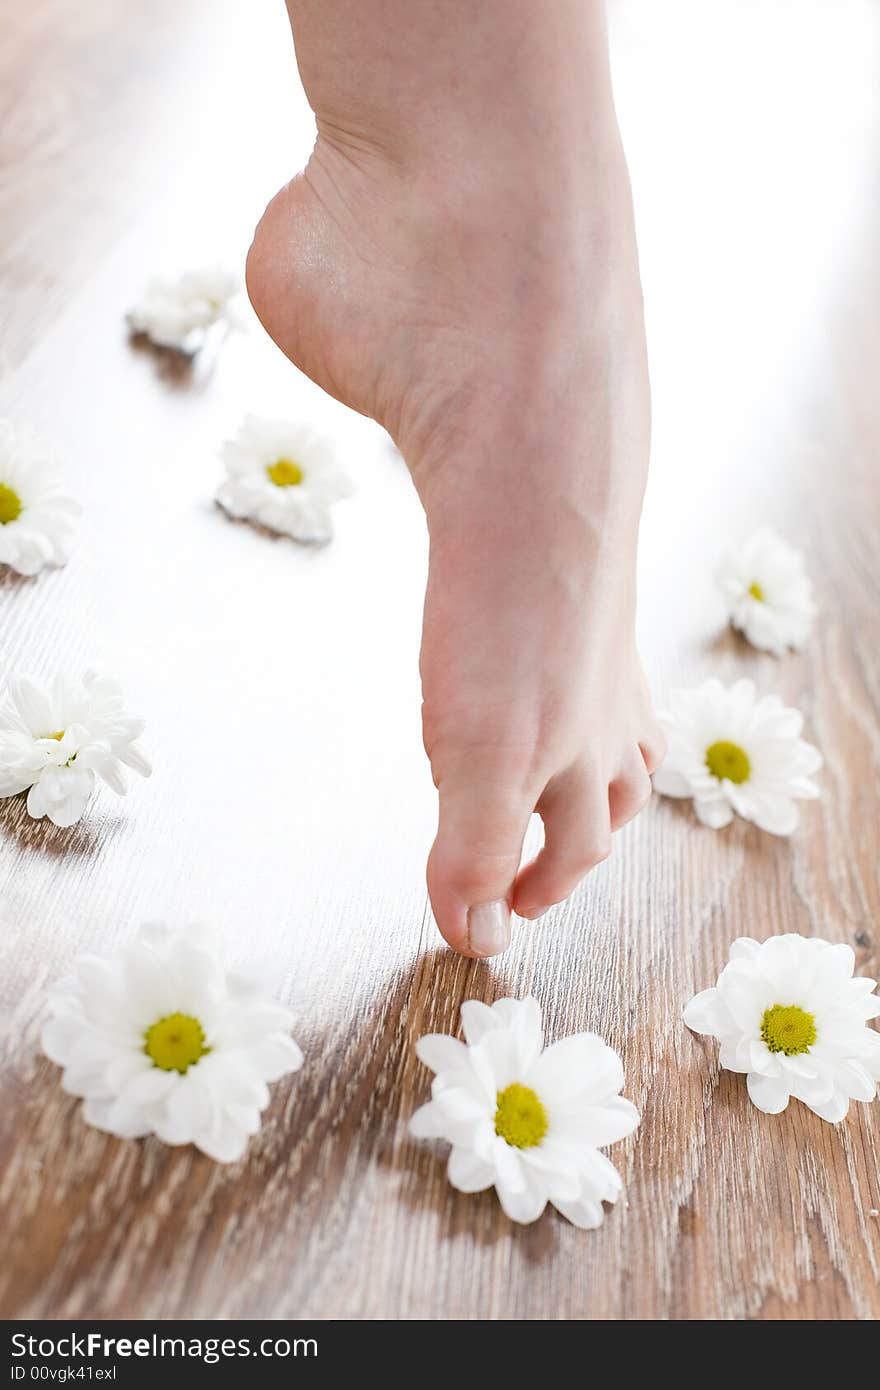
[{"left": 1, "top": 0, "right": 878, "bottom": 1320}]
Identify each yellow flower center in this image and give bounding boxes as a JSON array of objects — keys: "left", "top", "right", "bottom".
[
  {"left": 0, "top": 482, "right": 22, "bottom": 525},
  {"left": 494, "top": 1083, "right": 548, "bottom": 1149},
  {"left": 705, "top": 740, "right": 751, "bottom": 784},
  {"left": 748, "top": 581, "right": 765, "bottom": 601},
  {"left": 266, "top": 458, "right": 304, "bottom": 488},
  {"left": 47, "top": 731, "right": 65, "bottom": 741},
  {"left": 760, "top": 1003, "right": 817, "bottom": 1055},
  {"left": 144, "top": 1012, "right": 209, "bottom": 1073}
]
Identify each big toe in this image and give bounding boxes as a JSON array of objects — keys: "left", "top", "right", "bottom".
[{"left": 427, "top": 778, "right": 533, "bottom": 958}]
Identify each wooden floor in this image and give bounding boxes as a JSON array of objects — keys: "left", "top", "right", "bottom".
[{"left": 1, "top": 0, "right": 878, "bottom": 1321}]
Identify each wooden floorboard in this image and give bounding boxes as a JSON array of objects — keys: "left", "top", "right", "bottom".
[{"left": 1, "top": 0, "right": 878, "bottom": 1319}]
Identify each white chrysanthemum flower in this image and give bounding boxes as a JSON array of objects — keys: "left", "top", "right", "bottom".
[
  {"left": 42, "top": 924, "right": 304, "bottom": 1162},
  {"left": 0, "top": 418, "right": 80, "bottom": 576},
  {"left": 216, "top": 415, "right": 352, "bottom": 544},
  {"left": 409, "top": 997, "right": 639, "bottom": 1228},
  {"left": 684, "top": 934, "right": 880, "bottom": 1122},
  {"left": 0, "top": 672, "right": 151, "bottom": 828},
  {"left": 653, "top": 678, "right": 821, "bottom": 835},
  {"left": 127, "top": 267, "right": 240, "bottom": 353},
  {"left": 717, "top": 529, "right": 816, "bottom": 655}
]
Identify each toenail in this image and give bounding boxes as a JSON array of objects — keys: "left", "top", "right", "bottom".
[
  {"left": 521, "top": 906, "right": 550, "bottom": 922},
  {"left": 467, "top": 900, "right": 511, "bottom": 957}
]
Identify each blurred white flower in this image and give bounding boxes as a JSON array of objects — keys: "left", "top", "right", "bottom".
[
  {"left": 0, "top": 671, "right": 150, "bottom": 827},
  {"left": 216, "top": 415, "right": 351, "bottom": 544},
  {"left": 717, "top": 529, "right": 815, "bottom": 655},
  {"left": 43, "top": 924, "right": 304, "bottom": 1162},
  {"left": 685, "top": 934, "right": 880, "bottom": 1122},
  {"left": 410, "top": 997, "right": 639, "bottom": 1227},
  {"left": 0, "top": 418, "right": 80, "bottom": 576},
  {"left": 127, "top": 267, "right": 240, "bottom": 353},
  {"left": 653, "top": 678, "right": 821, "bottom": 834}
]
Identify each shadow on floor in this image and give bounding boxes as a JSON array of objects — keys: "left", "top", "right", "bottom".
[{"left": 0, "top": 792, "right": 115, "bottom": 860}]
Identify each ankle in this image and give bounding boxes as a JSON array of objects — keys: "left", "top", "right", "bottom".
[{"left": 310, "top": 115, "right": 635, "bottom": 251}]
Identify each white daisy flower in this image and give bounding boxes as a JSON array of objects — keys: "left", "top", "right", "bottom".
[
  {"left": 0, "top": 418, "right": 80, "bottom": 576},
  {"left": 42, "top": 924, "right": 304, "bottom": 1162},
  {"left": 684, "top": 934, "right": 880, "bottom": 1122},
  {"left": 127, "top": 267, "right": 240, "bottom": 353},
  {"left": 216, "top": 415, "right": 352, "bottom": 545},
  {"left": 409, "top": 997, "right": 639, "bottom": 1228},
  {"left": 717, "top": 529, "right": 816, "bottom": 655},
  {"left": 653, "top": 677, "right": 821, "bottom": 835},
  {"left": 0, "top": 671, "right": 151, "bottom": 828}
]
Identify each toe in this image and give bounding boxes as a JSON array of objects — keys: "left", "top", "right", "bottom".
[
  {"left": 609, "top": 747, "right": 653, "bottom": 831},
  {"left": 427, "top": 776, "right": 534, "bottom": 957},
  {"left": 638, "top": 725, "right": 667, "bottom": 776},
  {"left": 512, "top": 766, "right": 610, "bottom": 921}
]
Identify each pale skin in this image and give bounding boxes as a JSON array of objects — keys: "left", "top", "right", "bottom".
[{"left": 247, "top": 0, "right": 665, "bottom": 957}]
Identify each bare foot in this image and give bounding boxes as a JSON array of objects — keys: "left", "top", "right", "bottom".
[{"left": 247, "top": 0, "right": 665, "bottom": 956}]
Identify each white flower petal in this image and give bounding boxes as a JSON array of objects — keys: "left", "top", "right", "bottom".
[
  {"left": 27, "top": 767, "right": 95, "bottom": 827},
  {"left": 820, "top": 943, "right": 856, "bottom": 982},
  {"left": 0, "top": 420, "right": 79, "bottom": 575},
  {"left": 410, "top": 996, "right": 639, "bottom": 1228},
  {"left": 1, "top": 671, "right": 149, "bottom": 825},
  {"left": 693, "top": 797, "right": 735, "bottom": 829},
  {"left": 42, "top": 924, "right": 302, "bottom": 1161},
  {"left": 9, "top": 674, "right": 55, "bottom": 734},
  {"left": 193, "top": 1114, "right": 251, "bottom": 1164},
  {"left": 216, "top": 415, "right": 350, "bottom": 546},
  {"left": 806, "top": 1090, "right": 850, "bottom": 1124},
  {"left": 492, "top": 1137, "right": 527, "bottom": 1194},
  {"left": 0, "top": 730, "right": 46, "bottom": 795},
  {"left": 729, "top": 937, "right": 761, "bottom": 962},
  {"left": 409, "top": 1101, "right": 449, "bottom": 1140},
  {"left": 475, "top": 1028, "right": 524, "bottom": 1091},
  {"left": 447, "top": 1146, "right": 495, "bottom": 1193},
  {"left": 656, "top": 678, "right": 821, "bottom": 834},
  {"left": 520, "top": 1142, "right": 582, "bottom": 1200},
  {"left": 835, "top": 1059, "right": 876, "bottom": 1103},
  {"left": 746, "top": 1071, "right": 791, "bottom": 1114},
  {"left": 416, "top": 1034, "right": 470, "bottom": 1074},
  {"left": 82, "top": 1096, "right": 151, "bottom": 1139},
  {"left": 719, "top": 1038, "right": 750, "bottom": 1073},
  {"left": 788, "top": 1069, "right": 834, "bottom": 1107},
  {"left": 105, "top": 1052, "right": 152, "bottom": 1092},
  {"left": 748, "top": 1039, "right": 781, "bottom": 1075},
  {"left": 691, "top": 933, "right": 880, "bottom": 1123},
  {"left": 527, "top": 1032, "right": 623, "bottom": 1106},
  {"left": 78, "top": 744, "right": 128, "bottom": 795},
  {"left": 748, "top": 794, "right": 799, "bottom": 837},
  {"left": 651, "top": 765, "right": 691, "bottom": 797},
  {"left": 781, "top": 1053, "right": 820, "bottom": 1080},
  {"left": 41, "top": 1016, "right": 88, "bottom": 1065},
  {"left": 246, "top": 1034, "right": 304, "bottom": 1081},
  {"left": 567, "top": 1096, "right": 640, "bottom": 1149},
  {"left": 552, "top": 1194, "right": 607, "bottom": 1229},
  {"left": 163, "top": 1072, "right": 214, "bottom": 1136},
  {"left": 459, "top": 1000, "right": 500, "bottom": 1046},
  {"left": 128, "top": 268, "right": 239, "bottom": 353},
  {"left": 118, "top": 744, "right": 152, "bottom": 779},
  {"left": 495, "top": 1175, "right": 547, "bottom": 1225},
  {"left": 717, "top": 530, "right": 815, "bottom": 654},
  {"left": 575, "top": 1146, "right": 625, "bottom": 1202},
  {"left": 121, "top": 1067, "right": 179, "bottom": 1108},
  {"left": 433, "top": 1085, "right": 488, "bottom": 1131},
  {"left": 682, "top": 987, "right": 723, "bottom": 1036}
]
